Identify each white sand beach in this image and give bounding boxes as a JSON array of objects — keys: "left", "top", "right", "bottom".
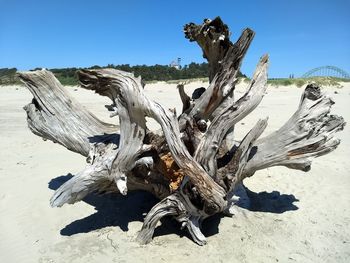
[{"left": 0, "top": 81, "right": 349, "bottom": 263}]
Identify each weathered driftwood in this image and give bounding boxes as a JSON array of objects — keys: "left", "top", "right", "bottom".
[
  {"left": 19, "top": 17, "right": 345, "bottom": 246},
  {"left": 19, "top": 70, "right": 118, "bottom": 156}
]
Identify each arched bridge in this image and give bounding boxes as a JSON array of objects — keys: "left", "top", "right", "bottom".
[{"left": 302, "top": 66, "right": 350, "bottom": 79}]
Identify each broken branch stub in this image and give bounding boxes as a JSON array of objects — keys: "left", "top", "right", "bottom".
[{"left": 19, "top": 17, "right": 345, "bottom": 246}]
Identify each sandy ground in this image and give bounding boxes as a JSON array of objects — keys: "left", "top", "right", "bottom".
[{"left": 0, "top": 81, "right": 349, "bottom": 263}]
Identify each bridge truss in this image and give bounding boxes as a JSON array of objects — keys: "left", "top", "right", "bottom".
[{"left": 302, "top": 66, "right": 350, "bottom": 79}]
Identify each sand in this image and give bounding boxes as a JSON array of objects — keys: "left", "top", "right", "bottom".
[{"left": 0, "top": 81, "right": 349, "bottom": 263}]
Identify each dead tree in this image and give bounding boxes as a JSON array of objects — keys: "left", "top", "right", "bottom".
[{"left": 19, "top": 17, "right": 345, "bottom": 246}]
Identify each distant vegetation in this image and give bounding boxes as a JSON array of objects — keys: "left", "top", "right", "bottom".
[
  {"left": 1, "top": 66, "right": 348, "bottom": 87},
  {"left": 0, "top": 63, "right": 245, "bottom": 86},
  {"left": 0, "top": 68, "right": 20, "bottom": 85}
]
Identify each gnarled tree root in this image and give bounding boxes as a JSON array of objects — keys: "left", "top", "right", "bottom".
[{"left": 18, "top": 17, "right": 345, "bottom": 246}]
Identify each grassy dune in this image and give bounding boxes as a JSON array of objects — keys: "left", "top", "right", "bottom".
[{"left": 267, "top": 77, "right": 349, "bottom": 88}]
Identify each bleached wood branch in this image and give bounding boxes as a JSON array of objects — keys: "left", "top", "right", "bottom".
[
  {"left": 184, "top": 28, "right": 255, "bottom": 122},
  {"left": 137, "top": 191, "right": 208, "bottom": 245},
  {"left": 177, "top": 84, "right": 191, "bottom": 113},
  {"left": 18, "top": 69, "right": 118, "bottom": 156},
  {"left": 241, "top": 84, "right": 345, "bottom": 176},
  {"left": 194, "top": 55, "right": 269, "bottom": 177}
]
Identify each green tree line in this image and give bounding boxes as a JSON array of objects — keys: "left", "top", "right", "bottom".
[{"left": 0, "top": 63, "right": 245, "bottom": 86}]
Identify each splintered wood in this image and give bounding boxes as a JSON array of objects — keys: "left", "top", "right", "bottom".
[{"left": 158, "top": 153, "right": 185, "bottom": 191}]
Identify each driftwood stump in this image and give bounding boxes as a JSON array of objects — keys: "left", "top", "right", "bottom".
[{"left": 19, "top": 17, "right": 345, "bottom": 245}]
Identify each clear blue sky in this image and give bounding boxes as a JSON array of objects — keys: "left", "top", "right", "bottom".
[{"left": 0, "top": 0, "right": 349, "bottom": 78}]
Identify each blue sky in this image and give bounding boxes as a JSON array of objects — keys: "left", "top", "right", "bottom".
[{"left": 0, "top": 0, "right": 349, "bottom": 78}]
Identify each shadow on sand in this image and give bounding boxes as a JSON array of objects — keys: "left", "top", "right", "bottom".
[
  {"left": 246, "top": 189, "right": 299, "bottom": 213},
  {"left": 49, "top": 174, "right": 158, "bottom": 236},
  {"left": 49, "top": 175, "right": 299, "bottom": 239}
]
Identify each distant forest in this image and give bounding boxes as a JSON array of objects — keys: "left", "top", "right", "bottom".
[{"left": 0, "top": 63, "right": 246, "bottom": 86}]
